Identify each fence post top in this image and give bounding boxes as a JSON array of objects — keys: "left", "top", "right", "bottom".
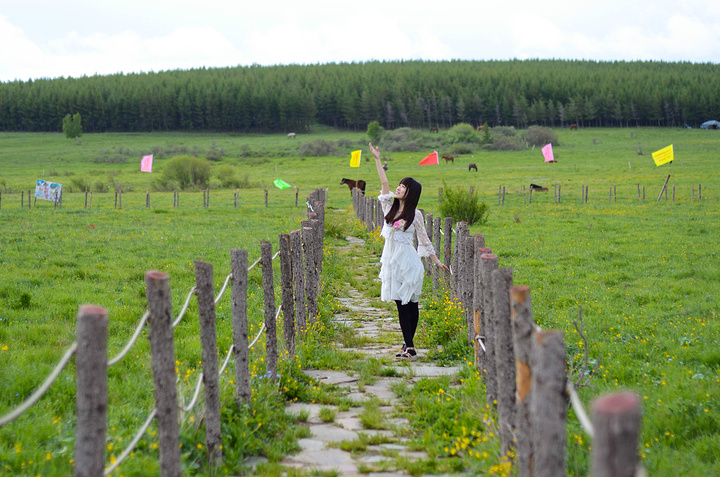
[
  {"left": 78, "top": 305, "right": 108, "bottom": 317},
  {"left": 478, "top": 247, "right": 492, "bottom": 254},
  {"left": 593, "top": 392, "right": 641, "bottom": 413},
  {"left": 481, "top": 253, "right": 497, "bottom": 260},
  {"left": 145, "top": 270, "right": 170, "bottom": 281}
]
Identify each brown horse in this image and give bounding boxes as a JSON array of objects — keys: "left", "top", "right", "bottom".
[
  {"left": 340, "top": 178, "right": 366, "bottom": 195},
  {"left": 441, "top": 155, "right": 454, "bottom": 164},
  {"left": 430, "top": 126, "right": 439, "bottom": 133},
  {"left": 569, "top": 124, "right": 578, "bottom": 131},
  {"left": 468, "top": 163, "right": 477, "bottom": 171}
]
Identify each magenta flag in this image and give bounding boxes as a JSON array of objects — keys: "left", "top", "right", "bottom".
[
  {"left": 141, "top": 154, "right": 153, "bottom": 172},
  {"left": 542, "top": 144, "right": 554, "bottom": 162}
]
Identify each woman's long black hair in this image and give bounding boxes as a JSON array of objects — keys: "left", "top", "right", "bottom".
[{"left": 384, "top": 177, "right": 422, "bottom": 231}]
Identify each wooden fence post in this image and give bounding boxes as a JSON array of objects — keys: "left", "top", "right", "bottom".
[
  {"left": 261, "top": 242, "right": 277, "bottom": 379},
  {"left": 145, "top": 271, "right": 182, "bottom": 477},
  {"left": 443, "top": 217, "right": 453, "bottom": 288},
  {"left": 295, "top": 187, "right": 299, "bottom": 207},
  {"left": 475, "top": 246, "right": 491, "bottom": 375},
  {"left": 302, "top": 223, "right": 318, "bottom": 322},
  {"left": 481, "top": 253, "right": 499, "bottom": 406},
  {"left": 491, "top": 268, "right": 515, "bottom": 457},
  {"left": 264, "top": 189, "right": 268, "bottom": 207},
  {"left": 21, "top": 190, "right": 24, "bottom": 209},
  {"left": 591, "top": 392, "right": 642, "bottom": 477},
  {"left": 452, "top": 222, "right": 467, "bottom": 299},
  {"left": 231, "top": 249, "right": 251, "bottom": 406},
  {"left": 376, "top": 198, "right": 384, "bottom": 230},
  {"left": 510, "top": 285, "right": 534, "bottom": 477},
  {"left": 531, "top": 331, "right": 567, "bottom": 477},
  {"left": 194, "top": 260, "right": 222, "bottom": 468},
  {"left": 472, "top": 235, "right": 486, "bottom": 367},
  {"left": 425, "top": 212, "right": 434, "bottom": 275},
  {"left": 74, "top": 305, "right": 109, "bottom": 477},
  {"left": 146, "top": 190, "right": 150, "bottom": 208},
  {"left": 279, "top": 233, "right": 295, "bottom": 359},
  {"left": 88, "top": 191, "right": 92, "bottom": 209},
  {"left": 460, "top": 227, "right": 474, "bottom": 346},
  {"left": 290, "top": 230, "right": 306, "bottom": 333},
  {"left": 432, "top": 217, "right": 442, "bottom": 293},
  {"left": 119, "top": 189, "right": 122, "bottom": 209}
]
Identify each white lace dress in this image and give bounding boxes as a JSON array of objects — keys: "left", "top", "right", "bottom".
[{"left": 378, "top": 193, "right": 437, "bottom": 305}]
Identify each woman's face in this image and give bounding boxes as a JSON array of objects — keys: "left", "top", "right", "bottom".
[{"left": 395, "top": 182, "right": 407, "bottom": 199}]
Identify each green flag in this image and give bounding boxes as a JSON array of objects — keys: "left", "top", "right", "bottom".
[{"left": 274, "top": 178, "right": 292, "bottom": 190}]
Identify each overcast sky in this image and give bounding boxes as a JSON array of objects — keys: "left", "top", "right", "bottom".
[{"left": 1, "top": 0, "right": 719, "bottom": 82}]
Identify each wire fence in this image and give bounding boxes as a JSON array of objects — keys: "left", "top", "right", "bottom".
[{"left": 1, "top": 188, "right": 328, "bottom": 474}]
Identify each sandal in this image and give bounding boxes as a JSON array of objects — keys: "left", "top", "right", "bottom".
[
  {"left": 396, "top": 347, "right": 417, "bottom": 359},
  {"left": 395, "top": 343, "right": 407, "bottom": 358}
]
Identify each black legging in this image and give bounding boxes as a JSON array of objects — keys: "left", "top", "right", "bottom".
[{"left": 395, "top": 300, "right": 419, "bottom": 348}]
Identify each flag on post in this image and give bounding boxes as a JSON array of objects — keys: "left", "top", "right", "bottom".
[
  {"left": 418, "top": 151, "right": 439, "bottom": 166},
  {"left": 542, "top": 143, "right": 555, "bottom": 162},
  {"left": 140, "top": 154, "right": 153, "bottom": 172},
  {"left": 273, "top": 178, "right": 292, "bottom": 190},
  {"left": 350, "top": 150, "right": 361, "bottom": 167},
  {"left": 652, "top": 144, "right": 674, "bottom": 166}
]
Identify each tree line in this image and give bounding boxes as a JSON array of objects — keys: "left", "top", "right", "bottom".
[{"left": 1, "top": 59, "right": 719, "bottom": 133}]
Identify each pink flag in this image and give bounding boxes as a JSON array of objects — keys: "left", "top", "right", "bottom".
[
  {"left": 418, "top": 151, "right": 439, "bottom": 166},
  {"left": 542, "top": 144, "right": 555, "bottom": 162},
  {"left": 141, "top": 154, "right": 153, "bottom": 172}
]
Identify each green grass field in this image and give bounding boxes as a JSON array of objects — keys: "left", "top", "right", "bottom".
[{"left": 1, "top": 126, "right": 719, "bottom": 475}]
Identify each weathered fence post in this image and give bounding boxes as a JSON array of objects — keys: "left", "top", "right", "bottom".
[
  {"left": 443, "top": 217, "right": 453, "bottom": 288},
  {"left": 460, "top": 226, "right": 474, "bottom": 346},
  {"left": 231, "top": 249, "right": 251, "bottom": 406},
  {"left": 510, "top": 285, "right": 534, "bottom": 477},
  {"left": 472, "top": 235, "right": 486, "bottom": 367},
  {"left": 699, "top": 183, "right": 702, "bottom": 201},
  {"left": 481, "top": 253, "right": 499, "bottom": 406},
  {"left": 88, "top": 191, "right": 92, "bottom": 209},
  {"left": 264, "top": 189, "right": 268, "bottom": 207},
  {"left": 491, "top": 268, "right": 515, "bottom": 457},
  {"left": 302, "top": 223, "right": 318, "bottom": 322},
  {"left": 194, "top": 260, "right": 222, "bottom": 468},
  {"left": 261, "top": 242, "right": 278, "bottom": 379},
  {"left": 146, "top": 190, "right": 150, "bottom": 208},
  {"left": 84, "top": 191, "right": 88, "bottom": 209},
  {"left": 74, "top": 305, "right": 109, "bottom": 477},
  {"left": 475, "top": 246, "right": 491, "bottom": 374},
  {"left": 591, "top": 392, "right": 642, "bottom": 477},
  {"left": 452, "top": 222, "right": 467, "bottom": 299},
  {"left": 531, "top": 331, "right": 567, "bottom": 477},
  {"left": 424, "top": 212, "right": 433, "bottom": 275},
  {"left": 295, "top": 187, "right": 299, "bottom": 207},
  {"left": 279, "top": 233, "right": 295, "bottom": 359},
  {"left": 22, "top": 190, "right": 24, "bottom": 209},
  {"left": 290, "top": 230, "right": 306, "bottom": 333},
  {"left": 145, "top": 271, "right": 182, "bottom": 477},
  {"left": 118, "top": 189, "right": 122, "bottom": 209},
  {"left": 432, "top": 217, "right": 442, "bottom": 293}
]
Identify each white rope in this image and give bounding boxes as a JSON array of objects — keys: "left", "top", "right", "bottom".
[
  {"left": 218, "top": 345, "right": 235, "bottom": 376},
  {"left": 214, "top": 273, "right": 233, "bottom": 305},
  {"left": 179, "top": 373, "right": 205, "bottom": 413},
  {"left": 248, "top": 305, "right": 282, "bottom": 349},
  {"left": 172, "top": 286, "right": 197, "bottom": 329},
  {"left": 566, "top": 381, "right": 594, "bottom": 438},
  {"left": 474, "top": 335, "right": 486, "bottom": 353},
  {"left": 248, "top": 257, "right": 262, "bottom": 272},
  {"left": 108, "top": 312, "right": 149, "bottom": 366},
  {"left": 103, "top": 408, "right": 157, "bottom": 476},
  {"left": 306, "top": 200, "right": 315, "bottom": 212},
  {"left": 0, "top": 342, "right": 78, "bottom": 427}
]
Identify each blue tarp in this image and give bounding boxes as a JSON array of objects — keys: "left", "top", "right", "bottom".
[{"left": 700, "top": 120, "right": 720, "bottom": 130}]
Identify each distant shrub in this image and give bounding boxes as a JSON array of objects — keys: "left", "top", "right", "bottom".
[
  {"left": 155, "top": 155, "right": 211, "bottom": 190},
  {"left": 450, "top": 143, "right": 474, "bottom": 155},
  {"left": 299, "top": 139, "right": 337, "bottom": 156},
  {"left": 445, "top": 123, "right": 479, "bottom": 145},
  {"left": 336, "top": 138, "right": 354, "bottom": 148},
  {"left": 367, "top": 121, "right": 383, "bottom": 143},
  {"left": 439, "top": 182, "right": 489, "bottom": 226},
  {"left": 524, "top": 126, "right": 559, "bottom": 147},
  {"left": 70, "top": 177, "right": 92, "bottom": 192},
  {"left": 379, "top": 127, "right": 429, "bottom": 152},
  {"left": 206, "top": 142, "right": 225, "bottom": 161},
  {"left": 484, "top": 135, "right": 525, "bottom": 151},
  {"left": 240, "top": 144, "right": 253, "bottom": 157},
  {"left": 492, "top": 126, "right": 517, "bottom": 137},
  {"left": 94, "top": 181, "right": 108, "bottom": 193}
]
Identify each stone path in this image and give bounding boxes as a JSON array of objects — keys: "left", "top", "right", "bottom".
[{"left": 278, "top": 236, "right": 461, "bottom": 476}]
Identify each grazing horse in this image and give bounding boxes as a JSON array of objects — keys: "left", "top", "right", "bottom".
[
  {"left": 287, "top": 132, "right": 296, "bottom": 139},
  {"left": 468, "top": 163, "right": 478, "bottom": 172},
  {"left": 569, "top": 124, "right": 578, "bottom": 131},
  {"left": 340, "top": 178, "right": 366, "bottom": 195},
  {"left": 530, "top": 183, "right": 549, "bottom": 192},
  {"left": 476, "top": 125, "right": 484, "bottom": 131},
  {"left": 430, "top": 126, "right": 439, "bottom": 133},
  {"left": 441, "top": 155, "right": 454, "bottom": 164}
]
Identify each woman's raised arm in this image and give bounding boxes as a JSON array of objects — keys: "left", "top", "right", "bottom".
[{"left": 370, "top": 142, "right": 390, "bottom": 195}]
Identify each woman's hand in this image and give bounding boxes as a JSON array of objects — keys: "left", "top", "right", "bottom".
[
  {"left": 431, "top": 255, "right": 450, "bottom": 271},
  {"left": 369, "top": 142, "right": 381, "bottom": 161}
]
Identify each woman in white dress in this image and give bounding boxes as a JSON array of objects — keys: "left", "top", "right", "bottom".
[{"left": 369, "top": 143, "right": 449, "bottom": 358}]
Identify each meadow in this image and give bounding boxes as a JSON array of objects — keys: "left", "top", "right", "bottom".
[{"left": 0, "top": 126, "right": 719, "bottom": 475}]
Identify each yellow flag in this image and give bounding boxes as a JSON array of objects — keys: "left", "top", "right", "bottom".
[
  {"left": 350, "top": 150, "right": 361, "bottom": 167},
  {"left": 652, "top": 144, "right": 674, "bottom": 167}
]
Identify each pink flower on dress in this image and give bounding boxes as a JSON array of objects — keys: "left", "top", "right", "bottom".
[{"left": 393, "top": 219, "right": 406, "bottom": 229}]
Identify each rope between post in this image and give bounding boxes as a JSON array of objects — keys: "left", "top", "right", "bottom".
[
  {"left": 103, "top": 408, "right": 157, "bottom": 476},
  {"left": 172, "top": 286, "right": 197, "bottom": 329},
  {"left": 566, "top": 381, "right": 594, "bottom": 438},
  {"left": 218, "top": 344, "right": 235, "bottom": 376},
  {"left": 214, "top": 273, "right": 233, "bottom": 305},
  {"left": 0, "top": 342, "right": 78, "bottom": 427},
  {"left": 179, "top": 373, "right": 205, "bottom": 413},
  {"left": 474, "top": 335, "right": 486, "bottom": 353},
  {"left": 109, "top": 312, "right": 149, "bottom": 366}
]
